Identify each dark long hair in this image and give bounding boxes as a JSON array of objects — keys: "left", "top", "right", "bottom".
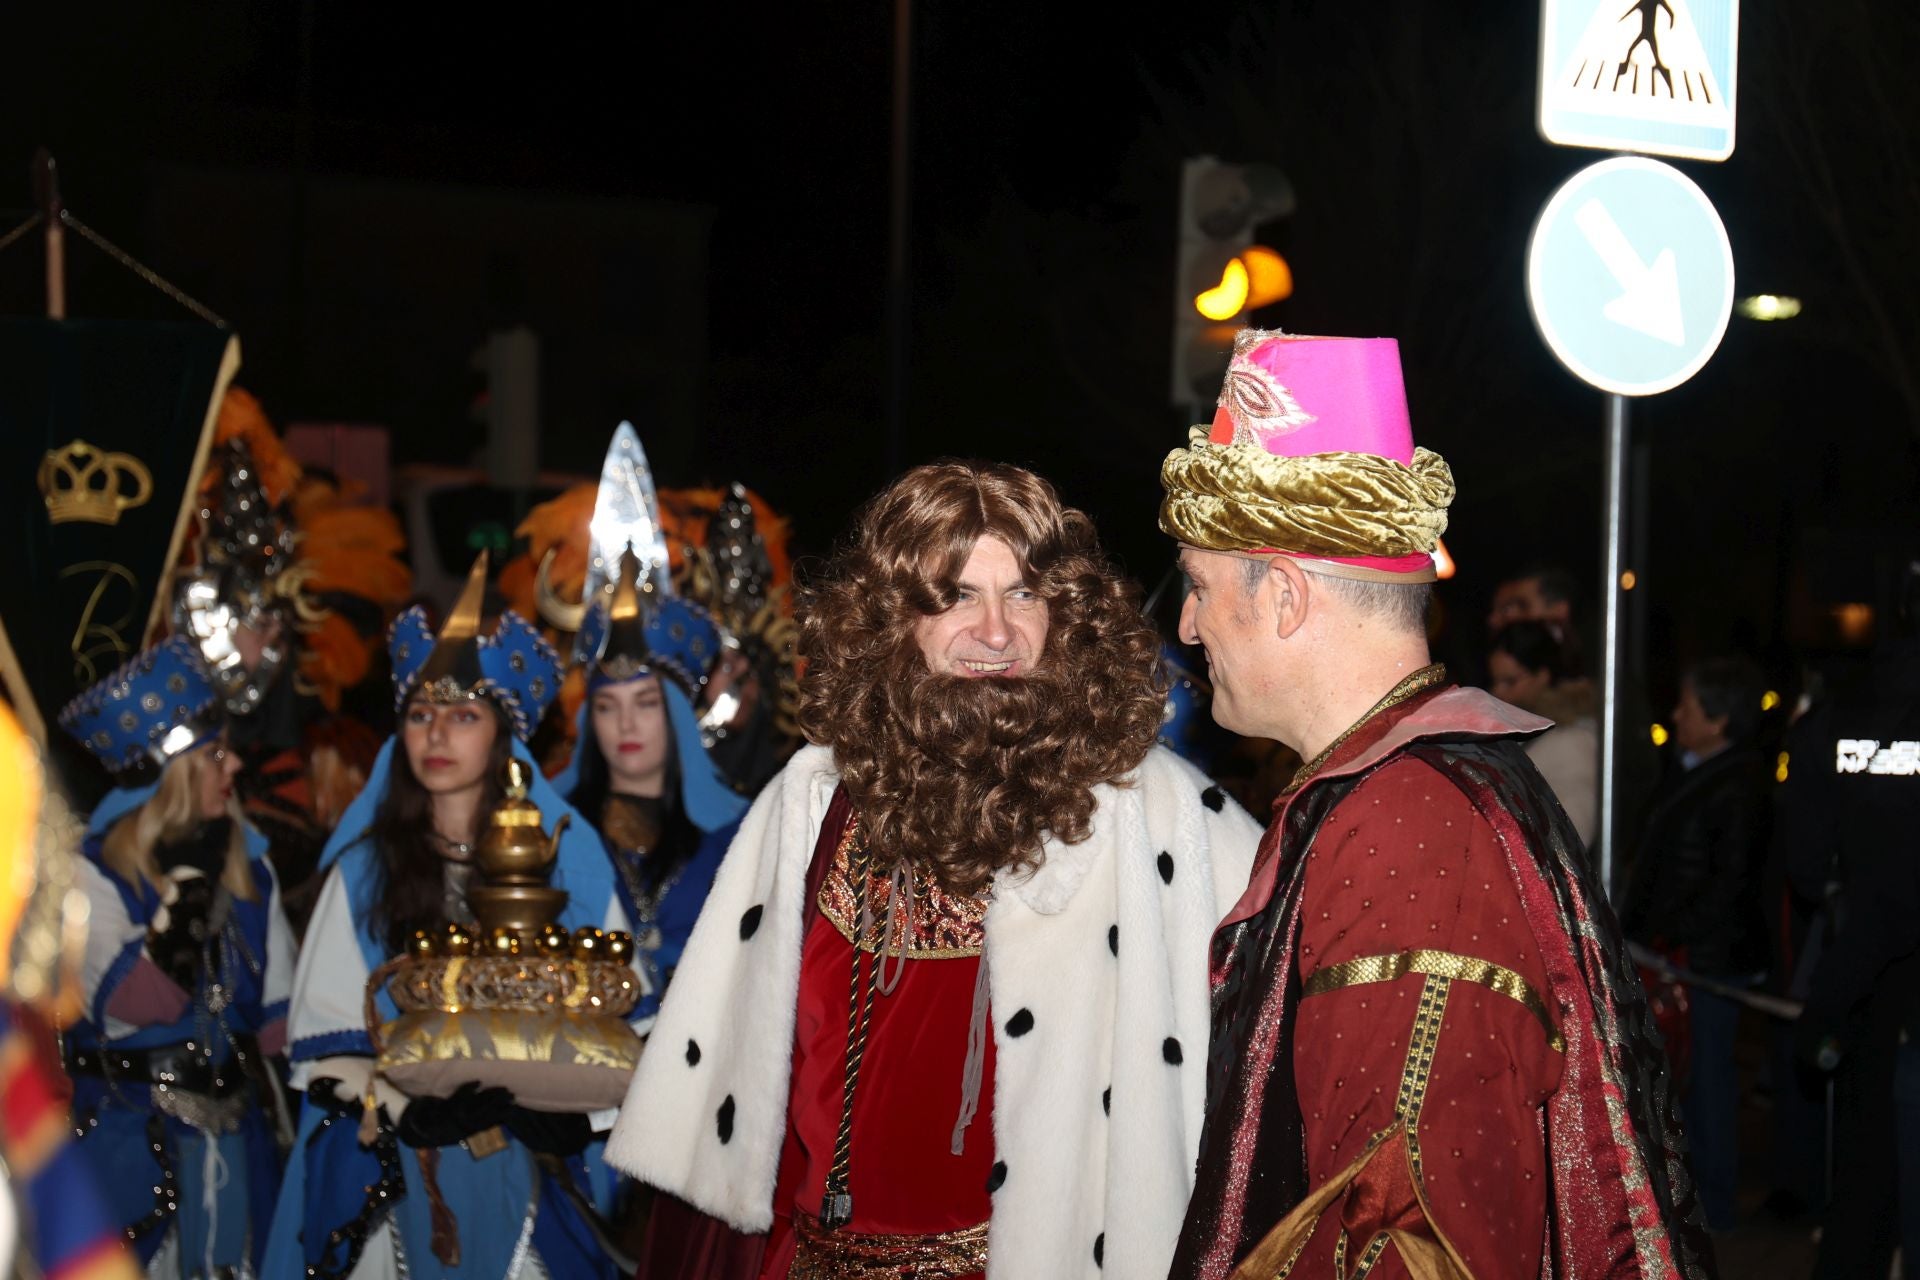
[
  {"left": 370, "top": 700, "right": 514, "bottom": 955},
  {"left": 567, "top": 690, "right": 702, "bottom": 893}
]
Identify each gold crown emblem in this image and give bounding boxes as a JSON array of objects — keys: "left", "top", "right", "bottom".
[{"left": 37, "top": 439, "right": 154, "bottom": 526}]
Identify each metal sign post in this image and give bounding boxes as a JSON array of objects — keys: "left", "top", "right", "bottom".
[
  {"left": 1531, "top": 0, "right": 1738, "bottom": 883},
  {"left": 1597, "top": 393, "right": 1629, "bottom": 889},
  {"left": 1527, "top": 158, "right": 1733, "bottom": 883}
]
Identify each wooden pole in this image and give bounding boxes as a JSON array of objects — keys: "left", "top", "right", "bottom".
[{"left": 32, "top": 149, "right": 64, "bottom": 320}]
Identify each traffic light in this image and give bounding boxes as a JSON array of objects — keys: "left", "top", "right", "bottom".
[
  {"left": 470, "top": 325, "right": 541, "bottom": 489},
  {"left": 1170, "top": 157, "right": 1295, "bottom": 409}
]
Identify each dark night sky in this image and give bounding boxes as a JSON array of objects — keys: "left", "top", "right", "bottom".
[{"left": 6, "top": 1, "right": 1918, "bottom": 701}]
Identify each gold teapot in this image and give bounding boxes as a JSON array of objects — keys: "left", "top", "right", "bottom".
[{"left": 466, "top": 759, "right": 570, "bottom": 936}]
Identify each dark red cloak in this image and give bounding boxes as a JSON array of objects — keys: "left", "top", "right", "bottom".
[{"left": 1169, "top": 686, "right": 1714, "bottom": 1280}]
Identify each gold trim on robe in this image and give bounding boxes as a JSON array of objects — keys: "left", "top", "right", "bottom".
[
  {"left": 1303, "top": 947, "right": 1565, "bottom": 1053},
  {"left": 790, "top": 1210, "right": 989, "bottom": 1279},
  {"left": 817, "top": 819, "right": 988, "bottom": 959}
]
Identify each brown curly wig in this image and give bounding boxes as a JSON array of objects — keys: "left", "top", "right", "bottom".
[{"left": 798, "top": 461, "right": 1165, "bottom": 895}]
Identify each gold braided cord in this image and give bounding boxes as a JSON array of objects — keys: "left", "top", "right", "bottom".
[
  {"left": 822, "top": 819, "right": 883, "bottom": 1227},
  {"left": 1158, "top": 429, "right": 1454, "bottom": 559},
  {"left": 1304, "top": 948, "right": 1566, "bottom": 1053}
]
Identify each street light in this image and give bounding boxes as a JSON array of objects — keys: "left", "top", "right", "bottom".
[{"left": 1736, "top": 295, "right": 1802, "bottom": 321}]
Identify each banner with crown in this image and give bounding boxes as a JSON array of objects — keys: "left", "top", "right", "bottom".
[{"left": 0, "top": 317, "right": 240, "bottom": 797}]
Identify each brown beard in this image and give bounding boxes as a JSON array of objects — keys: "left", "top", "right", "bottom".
[
  {"left": 797, "top": 463, "right": 1169, "bottom": 898},
  {"left": 843, "top": 662, "right": 1127, "bottom": 896}
]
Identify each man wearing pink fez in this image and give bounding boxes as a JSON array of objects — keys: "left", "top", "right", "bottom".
[{"left": 1160, "top": 331, "right": 1714, "bottom": 1279}]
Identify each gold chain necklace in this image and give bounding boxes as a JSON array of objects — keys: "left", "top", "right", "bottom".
[{"left": 1284, "top": 663, "right": 1448, "bottom": 795}]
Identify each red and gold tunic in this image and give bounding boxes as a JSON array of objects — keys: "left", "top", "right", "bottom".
[
  {"left": 1171, "top": 674, "right": 1714, "bottom": 1280},
  {"left": 759, "top": 806, "right": 997, "bottom": 1280},
  {"left": 1288, "top": 756, "right": 1564, "bottom": 1277}
]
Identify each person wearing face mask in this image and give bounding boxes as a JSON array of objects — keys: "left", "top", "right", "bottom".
[
  {"left": 262, "top": 554, "right": 638, "bottom": 1280},
  {"left": 544, "top": 429, "right": 749, "bottom": 1004},
  {"left": 57, "top": 635, "right": 297, "bottom": 1277}
]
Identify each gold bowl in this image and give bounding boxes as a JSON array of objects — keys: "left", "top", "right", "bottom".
[{"left": 467, "top": 885, "right": 569, "bottom": 937}]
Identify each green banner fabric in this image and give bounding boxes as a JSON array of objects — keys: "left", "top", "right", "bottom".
[{"left": 0, "top": 318, "right": 239, "bottom": 797}]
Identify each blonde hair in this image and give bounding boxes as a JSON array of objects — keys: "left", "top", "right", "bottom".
[{"left": 101, "top": 750, "right": 257, "bottom": 903}]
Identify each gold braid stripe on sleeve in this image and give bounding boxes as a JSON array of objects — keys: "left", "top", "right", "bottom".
[{"left": 1303, "top": 948, "right": 1565, "bottom": 1053}]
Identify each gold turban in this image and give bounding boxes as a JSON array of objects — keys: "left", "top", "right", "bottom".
[{"left": 1159, "top": 427, "right": 1455, "bottom": 569}]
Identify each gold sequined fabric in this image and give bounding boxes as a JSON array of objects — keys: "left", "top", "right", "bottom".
[
  {"left": 790, "top": 1211, "right": 989, "bottom": 1280},
  {"left": 1159, "top": 426, "right": 1454, "bottom": 558},
  {"left": 818, "top": 820, "right": 987, "bottom": 958}
]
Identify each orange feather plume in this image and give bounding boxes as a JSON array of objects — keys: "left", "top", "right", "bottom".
[{"left": 208, "top": 388, "right": 302, "bottom": 504}]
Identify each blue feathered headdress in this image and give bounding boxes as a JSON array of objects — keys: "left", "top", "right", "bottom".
[
  {"left": 58, "top": 635, "right": 223, "bottom": 776},
  {"left": 535, "top": 424, "right": 723, "bottom": 703},
  {"left": 388, "top": 553, "right": 561, "bottom": 741},
  {"left": 573, "top": 553, "right": 721, "bottom": 700}
]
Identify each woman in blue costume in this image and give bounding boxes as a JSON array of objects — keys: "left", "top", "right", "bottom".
[
  {"left": 263, "top": 555, "right": 641, "bottom": 1280},
  {"left": 541, "top": 424, "right": 749, "bottom": 1008},
  {"left": 58, "top": 635, "right": 297, "bottom": 1278},
  {"left": 552, "top": 556, "right": 748, "bottom": 1006}
]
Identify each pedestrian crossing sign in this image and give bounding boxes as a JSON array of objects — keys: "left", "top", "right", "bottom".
[{"left": 1539, "top": 0, "right": 1739, "bottom": 161}]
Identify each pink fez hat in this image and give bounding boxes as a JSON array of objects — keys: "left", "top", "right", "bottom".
[{"left": 1208, "top": 332, "right": 1434, "bottom": 577}]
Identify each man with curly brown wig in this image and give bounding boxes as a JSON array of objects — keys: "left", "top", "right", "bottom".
[
  {"left": 607, "top": 460, "right": 1261, "bottom": 1280},
  {"left": 1161, "top": 332, "right": 1713, "bottom": 1280}
]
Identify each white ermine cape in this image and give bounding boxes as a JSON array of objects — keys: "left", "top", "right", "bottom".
[{"left": 606, "top": 743, "right": 1261, "bottom": 1280}]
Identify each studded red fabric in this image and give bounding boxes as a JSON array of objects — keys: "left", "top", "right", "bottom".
[
  {"left": 1293, "top": 758, "right": 1562, "bottom": 1277},
  {"left": 1171, "top": 686, "right": 1713, "bottom": 1280}
]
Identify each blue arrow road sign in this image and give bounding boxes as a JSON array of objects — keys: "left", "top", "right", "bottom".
[{"left": 1526, "top": 156, "right": 1734, "bottom": 396}]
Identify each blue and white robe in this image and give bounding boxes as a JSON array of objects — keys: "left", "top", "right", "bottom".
[
  {"left": 71, "top": 810, "right": 294, "bottom": 1278},
  {"left": 559, "top": 675, "right": 751, "bottom": 1019},
  {"left": 263, "top": 738, "right": 649, "bottom": 1280}
]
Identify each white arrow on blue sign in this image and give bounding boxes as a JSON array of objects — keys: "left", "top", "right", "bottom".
[{"left": 1526, "top": 156, "right": 1734, "bottom": 397}]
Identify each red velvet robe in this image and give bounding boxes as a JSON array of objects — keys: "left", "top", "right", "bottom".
[
  {"left": 634, "top": 793, "right": 999, "bottom": 1280},
  {"left": 756, "top": 801, "right": 996, "bottom": 1279},
  {"left": 757, "top": 916, "right": 996, "bottom": 1276}
]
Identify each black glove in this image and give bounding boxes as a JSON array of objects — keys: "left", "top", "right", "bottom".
[
  {"left": 146, "top": 875, "right": 216, "bottom": 988},
  {"left": 156, "top": 818, "right": 233, "bottom": 879},
  {"left": 505, "top": 1106, "right": 595, "bottom": 1157},
  {"left": 391, "top": 1081, "right": 515, "bottom": 1149},
  {"left": 306, "top": 1076, "right": 361, "bottom": 1118}
]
